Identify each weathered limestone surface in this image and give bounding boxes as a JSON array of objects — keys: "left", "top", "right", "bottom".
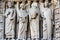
[
  {"left": 4, "top": 1, "right": 16, "bottom": 39},
  {"left": 0, "top": 1, "right": 4, "bottom": 39},
  {"left": 0, "top": 12, "right": 4, "bottom": 39},
  {"left": 54, "top": 0, "right": 60, "bottom": 40},
  {"left": 42, "top": 0, "right": 52, "bottom": 40},
  {"left": 29, "top": 2, "right": 40, "bottom": 40},
  {"left": 0, "top": 0, "right": 60, "bottom": 40},
  {"left": 17, "top": 2, "right": 28, "bottom": 40}
]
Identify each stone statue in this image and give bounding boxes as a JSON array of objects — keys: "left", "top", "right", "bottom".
[
  {"left": 17, "top": 2, "right": 28, "bottom": 40},
  {"left": 4, "top": 1, "right": 16, "bottom": 39},
  {"left": 26, "top": 0, "right": 31, "bottom": 12},
  {"left": 29, "top": 1, "right": 40, "bottom": 40},
  {"left": 43, "top": 0, "right": 52, "bottom": 40}
]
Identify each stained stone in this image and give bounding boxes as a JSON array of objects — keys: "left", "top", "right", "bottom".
[
  {"left": 0, "top": 0, "right": 60, "bottom": 40},
  {"left": 54, "top": 0, "right": 60, "bottom": 40}
]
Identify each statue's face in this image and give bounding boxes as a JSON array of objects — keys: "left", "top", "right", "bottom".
[
  {"left": 7, "top": 2, "right": 12, "bottom": 8},
  {"left": 20, "top": 3, "right": 25, "bottom": 9},
  {"left": 44, "top": 1, "right": 48, "bottom": 7},
  {"left": 31, "top": 2, "right": 38, "bottom": 8},
  {"left": 28, "top": 1, "right": 31, "bottom": 4},
  {"left": 53, "top": 0, "right": 58, "bottom": 5}
]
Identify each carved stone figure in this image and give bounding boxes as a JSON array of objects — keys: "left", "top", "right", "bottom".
[
  {"left": 4, "top": 1, "right": 16, "bottom": 39},
  {"left": 26, "top": 0, "right": 31, "bottom": 12},
  {"left": 29, "top": 1, "right": 40, "bottom": 40},
  {"left": 43, "top": 0, "right": 52, "bottom": 40},
  {"left": 17, "top": 2, "right": 28, "bottom": 40}
]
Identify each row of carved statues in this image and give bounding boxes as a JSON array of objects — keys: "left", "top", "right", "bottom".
[{"left": 0, "top": 0, "right": 60, "bottom": 40}]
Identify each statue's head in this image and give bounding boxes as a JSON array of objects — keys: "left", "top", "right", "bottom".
[
  {"left": 31, "top": 2, "right": 38, "bottom": 8},
  {"left": 53, "top": 0, "right": 59, "bottom": 6},
  {"left": 7, "top": 1, "right": 13, "bottom": 8},
  {"left": 20, "top": 3, "right": 25, "bottom": 9},
  {"left": 28, "top": 1, "right": 31, "bottom": 4},
  {"left": 44, "top": 0, "right": 49, "bottom": 7}
]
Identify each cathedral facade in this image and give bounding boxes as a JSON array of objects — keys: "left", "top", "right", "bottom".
[{"left": 0, "top": 0, "right": 60, "bottom": 40}]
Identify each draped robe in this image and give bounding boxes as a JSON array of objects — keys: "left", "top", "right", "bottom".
[
  {"left": 5, "top": 8, "right": 15, "bottom": 38},
  {"left": 43, "top": 8, "right": 52, "bottom": 40},
  {"left": 17, "top": 9, "right": 28, "bottom": 39},
  {"left": 29, "top": 2, "right": 40, "bottom": 38}
]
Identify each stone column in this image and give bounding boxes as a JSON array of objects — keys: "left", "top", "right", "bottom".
[
  {"left": 54, "top": 0, "right": 60, "bottom": 40},
  {"left": 0, "top": 1, "right": 5, "bottom": 40},
  {"left": 39, "top": 0, "right": 44, "bottom": 40},
  {"left": 16, "top": 2, "right": 19, "bottom": 39},
  {"left": 26, "top": 0, "right": 31, "bottom": 40}
]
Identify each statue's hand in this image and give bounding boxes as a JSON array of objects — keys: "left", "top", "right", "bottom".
[
  {"left": 3, "top": 14, "right": 7, "bottom": 18},
  {"left": 22, "top": 16, "right": 28, "bottom": 23},
  {"left": 31, "top": 13, "right": 38, "bottom": 19},
  {"left": 10, "top": 17, "right": 14, "bottom": 20}
]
